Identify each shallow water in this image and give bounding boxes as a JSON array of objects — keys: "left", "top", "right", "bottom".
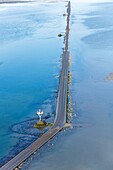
[
  {"left": 0, "top": 0, "right": 66, "bottom": 163},
  {"left": 21, "top": 1, "right": 113, "bottom": 170}
]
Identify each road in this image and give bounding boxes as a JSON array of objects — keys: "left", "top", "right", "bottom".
[
  {"left": 0, "top": 1, "right": 71, "bottom": 170},
  {"left": 52, "top": 51, "right": 69, "bottom": 128}
]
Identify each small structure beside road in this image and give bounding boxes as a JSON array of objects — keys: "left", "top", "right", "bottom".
[{"left": 37, "top": 110, "right": 43, "bottom": 121}]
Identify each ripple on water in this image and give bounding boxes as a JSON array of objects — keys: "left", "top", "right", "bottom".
[
  {"left": 0, "top": 115, "right": 53, "bottom": 168},
  {"left": 82, "top": 30, "right": 113, "bottom": 50}
]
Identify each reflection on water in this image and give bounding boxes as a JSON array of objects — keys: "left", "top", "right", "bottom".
[{"left": 21, "top": 1, "right": 113, "bottom": 170}]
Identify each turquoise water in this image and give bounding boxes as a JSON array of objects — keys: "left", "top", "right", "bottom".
[
  {"left": 21, "top": 1, "right": 113, "bottom": 170},
  {"left": 0, "top": 1, "right": 66, "bottom": 162}
]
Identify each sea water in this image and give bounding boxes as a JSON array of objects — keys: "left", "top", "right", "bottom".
[
  {"left": 21, "top": 1, "right": 113, "bottom": 170},
  {"left": 0, "top": 0, "right": 66, "bottom": 164}
]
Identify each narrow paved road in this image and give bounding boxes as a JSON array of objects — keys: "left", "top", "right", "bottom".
[
  {"left": 53, "top": 51, "right": 69, "bottom": 128},
  {"left": 0, "top": 1, "right": 71, "bottom": 170}
]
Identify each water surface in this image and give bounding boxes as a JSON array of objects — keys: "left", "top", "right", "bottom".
[
  {"left": 22, "top": 1, "right": 113, "bottom": 170},
  {"left": 0, "top": 0, "right": 65, "bottom": 163}
]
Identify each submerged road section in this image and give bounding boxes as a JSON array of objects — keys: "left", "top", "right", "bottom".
[{"left": 0, "top": 1, "right": 71, "bottom": 170}]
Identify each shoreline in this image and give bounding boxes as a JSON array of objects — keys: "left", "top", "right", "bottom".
[{"left": 0, "top": 0, "right": 33, "bottom": 4}]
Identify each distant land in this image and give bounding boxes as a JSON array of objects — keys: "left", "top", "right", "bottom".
[
  {"left": 0, "top": 0, "right": 61, "bottom": 4},
  {"left": 0, "top": 0, "right": 32, "bottom": 3}
]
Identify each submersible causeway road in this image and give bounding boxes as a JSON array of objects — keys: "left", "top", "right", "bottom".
[{"left": 0, "top": 1, "right": 71, "bottom": 170}]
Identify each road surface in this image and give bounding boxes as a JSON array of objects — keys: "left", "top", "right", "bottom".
[{"left": 0, "top": 1, "right": 71, "bottom": 170}]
